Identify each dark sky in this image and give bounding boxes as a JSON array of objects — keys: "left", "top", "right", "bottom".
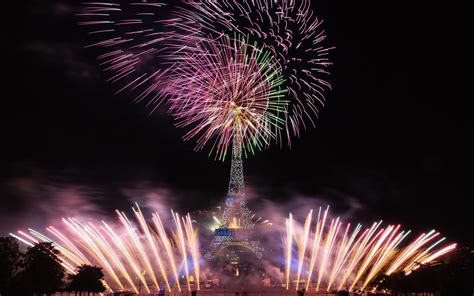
[{"left": 1, "top": 1, "right": 472, "bottom": 245}]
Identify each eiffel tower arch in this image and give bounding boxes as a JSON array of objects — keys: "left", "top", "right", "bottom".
[{"left": 206, "top": 139, "right": 264, "bottom": 270}]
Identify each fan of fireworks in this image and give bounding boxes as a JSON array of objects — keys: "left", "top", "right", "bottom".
[
  {"left": 10, "top": 204, "right": 200, "bottom": 294},
  {"left": 284, "top": 207, "right": 456, "bottom": 292},
  {"left": 164, "top": 34, "right": 288, "bottom": 160},
  {"left": 164, "top": 0, "right": 333, "bottom": 143}
]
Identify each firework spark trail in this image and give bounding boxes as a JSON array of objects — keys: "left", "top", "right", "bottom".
[
  {"left": 74, "top": 218, "right": 131, "bottom": 289},
  {"left": 386, "top": 230, "right": 438, "bottom": 275},
  {"left": 295, "top": 210, "right": 312, "bottom": 290},
  {"left": 397, "top": 236, "right": 451, "bottom": 275},
  {"left": 119, "top": 209, "right": 161, "bottom": 291},
  {"left": 152, "top": 213, "right": 182, "bottom": 291},
  {"left": 64, "top": 218, "right": 125, "bottom": 290},
  {"left": 317, "top": 217, "right": 341, "bottom": 291},
  {"left": 326, "top": 222, "right": 351, "bottom": 291},
  {"left": 86, "top": 222, "right": 138, "bottom": 293},
  {"left": 78, "top": 220, "right": 133, "bottom": 290},
  {"left": 336, "top": 221, "right": 384, "bottom": 291},
  {"left": 402, "top": 236, "right": 445, "bottom": 273},
  {"left": 101, "top": 220, "right": 147, "bottom": 293},
  {"left": 11, "top": 207, "right": 200, "bottom": 293},
  {"left": 360, "top": 226, "right": 410, "bottom": 290},
  {"left": 28, "top": 228, "right": 83, "bottom": 270},
  {"left": 47, "top": 226, "right": 91, "bottom": 264},
  {"left": 45, "top": 226, "right": 101, "bottom": 278},
  {"left": 286, "top": 208, "right": 456, "bottom": 291},
  {"left": 17, "top": 230, "right": 39, "bottom": 244},
  {"left": 9, "top": 233, "right": 34, "bottom": 247},
  {"left": 172, "top": 211, "right": 191, "bottom": 291},
  {"left": 414, "top": 243, "right": 457, "bottom": 268},
  {"left": 184, "top": 213, "right": 200, "bottom": 290},
  {"left": 384, "top": 232, "right": 429, "bottom": 275},
  {"left": 305, "top": 206, "right": 328, "bottom": 290},
  {"left": 329, "top": 225, "right": 367, "bottom": 290},
  {"left": 285, "top": 213, "right": 293, "bottom": 290},
  {"left": 133, "top": 205, "right": 172, "bottom": 292},
  {"left": 349, "top": 225, "right": 396, "bottom": 290},
  {"left": 45, "top": 226, "right": 115, "bottom": 292},
  {"left": 14, "top": 231, "right": 79, "bottom": 275}
]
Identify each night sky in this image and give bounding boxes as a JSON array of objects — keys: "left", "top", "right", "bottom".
[{"left": 1, "top": 1, "right": 471, "bottom": 246}]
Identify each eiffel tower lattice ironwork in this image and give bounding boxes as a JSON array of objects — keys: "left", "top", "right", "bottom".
[
  {"left": 206, "top": 139, "right": 263, "bottom": 259},
  {"left": 221, "top": 139, "right": 253, "bottom": 229}
]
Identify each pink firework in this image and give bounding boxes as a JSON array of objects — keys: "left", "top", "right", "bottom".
[
  {"left": 78, "top": 1, "right": 171, "bottom": 109},
  {"left": 164, "top": 34, "right": 288, "bottom": 160},
  {"left": 78, "top": 1, "right": 333, "bottom": 156},
  {"left": 165, "top": 0, "right": 334, "bottom": 143}
]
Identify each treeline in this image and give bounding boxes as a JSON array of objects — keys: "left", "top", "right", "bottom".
[{"left": 0, "top": 237, "right": 106, "bottom": 296}]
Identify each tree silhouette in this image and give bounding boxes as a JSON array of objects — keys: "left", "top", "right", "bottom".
[
  {"left": 67, "top": 264, "right": 106, "bottom": 295},
  {"left": 0, "top": 237, "right": 21, "bottom": 294},
  {"left": 14, "top": 242, "right": 65, "bottom": 295}
]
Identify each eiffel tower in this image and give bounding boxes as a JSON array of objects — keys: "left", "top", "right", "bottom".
[{"left": 206, "top": 140, "right": 263, "bottom": 260}]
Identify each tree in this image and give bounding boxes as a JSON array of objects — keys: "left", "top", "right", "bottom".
[
  {"left": 0, "top": 237, "right": 21, "bottom": 294},
  {"left": 67, "top": 264, "right": 106, "bottom": 296},
  {"left": 15, "top": 242, "right": 65, "bottom": 295}
]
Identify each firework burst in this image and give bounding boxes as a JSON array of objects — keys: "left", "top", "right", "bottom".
[
  {"left": 166, "top": 0, "right": 333, "bottom": 143},
  {"left": 164, "top": 34, "right": 288, "bottom": 160},
  {"left": 79, "top": 0, "right": 332, "bottom": 158}
]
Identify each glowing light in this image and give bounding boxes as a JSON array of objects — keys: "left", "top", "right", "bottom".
[
  {"left": 11, "top": 206, "right": 200, "bottom": 293},
  {"left": 79, "top": 0, "right": 333, "bottom": 158},
  {"left": 285, "top": 213, "right": 293, "bottom": 290},
  {"left": 295, "top": 210, "right": 312, "bottom": 290},
  {"left": 163, "top": 0, "right": 333, "bottom": 143},
  {"left": 165, "top": 34, "right": 287, "bottom": 160},
  {"left": 286, "top": 208, "right": 456, "bottom": 291}
]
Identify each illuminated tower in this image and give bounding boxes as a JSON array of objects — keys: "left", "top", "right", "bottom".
[
  {"left": 221, "top": 139, "right": 254, "bottom": 229},
  {"left": 206, "top": 139, "right": 263, "bottom": 261}
]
